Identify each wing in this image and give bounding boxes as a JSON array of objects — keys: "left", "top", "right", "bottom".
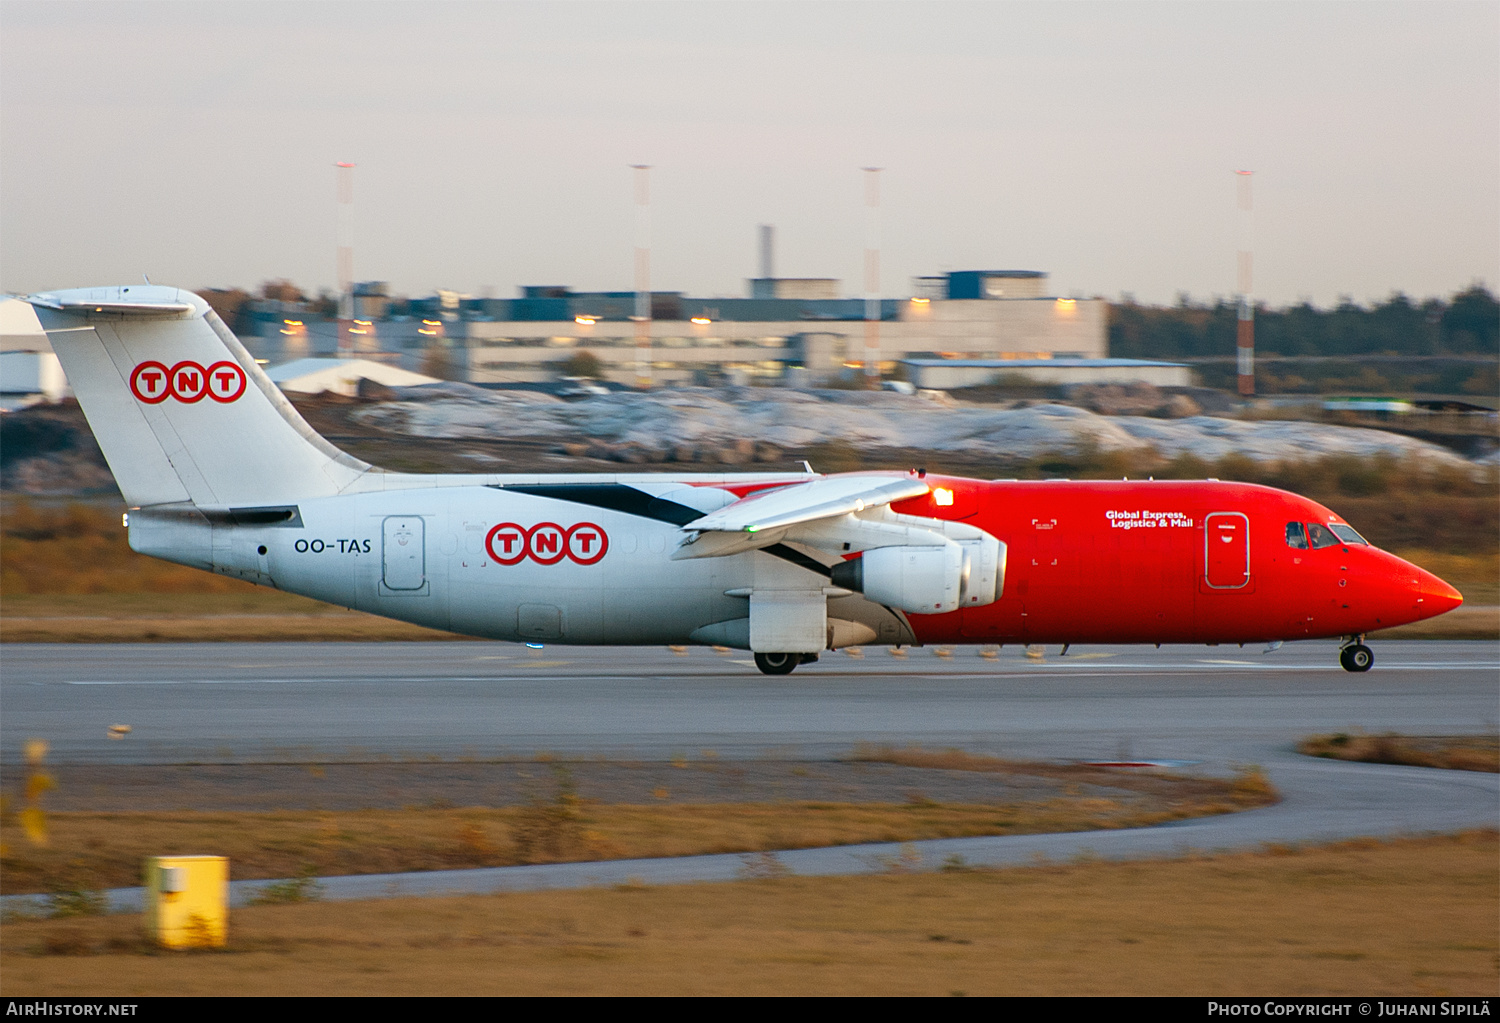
[
  {"left": 684, "top": 475, "right": 932, "bottom": 534},
  {"left": 672, "top": 473, "right": 1006, "bottom": 611}
]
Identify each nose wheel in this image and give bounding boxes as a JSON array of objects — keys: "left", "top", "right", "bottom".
[{"left": 1339, "top": 641, "right": 1374, "bottom": 672}]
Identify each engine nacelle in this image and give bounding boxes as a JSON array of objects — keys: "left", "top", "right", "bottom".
[
  {"left": 957, "top": 536, "right": 1005, "bottom": 607},
  {"left": 832, "top": 541, "right": 965, "bottom": 614}
]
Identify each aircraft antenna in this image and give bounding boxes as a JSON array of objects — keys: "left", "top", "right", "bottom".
[
  {"left": 1235, "top": 170, "right": 1254, "bottom": 397},
  {"left": 631, "top": 164, "right": 652, "bottom": 390},
  {"left": 862, "top": 167, "right": 882, "bottom": 388}
]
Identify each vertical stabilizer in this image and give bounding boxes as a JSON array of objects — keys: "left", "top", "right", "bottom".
[{"left": 28, "top": 286, "right": 372, "bottom": 508}]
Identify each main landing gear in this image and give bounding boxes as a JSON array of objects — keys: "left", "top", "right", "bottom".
[
  {"left": 753, "top": 652, "right": 819, "bottom": 676},
  {"left": 1339, "top": 637, "right": 1374, "bottom": 673}
]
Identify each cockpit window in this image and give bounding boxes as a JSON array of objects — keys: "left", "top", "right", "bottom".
[
  {"left": 1328, "top": 523, "right": 1369, "bottom": 546},
  {"left": 1305, "top": 522, "right": 1341, "bottom": 549},
  {"left": 1285, "top": 522, "right": 1309, "bottom": 549}
]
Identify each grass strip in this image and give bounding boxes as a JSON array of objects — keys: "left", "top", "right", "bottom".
[
  {"left": 0, "top": 766, "right": 1274, "bottom": 897},
  {"left": 1299, "top": 733, "right": 1499, "bottom": 773},
  {"left": 2, "top": 830, "right": 1494, "bottom": 996}
]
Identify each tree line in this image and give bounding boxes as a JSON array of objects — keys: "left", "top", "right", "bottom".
[
  {"left": 199, "top": 281, "right": 337, "bottom": 335},
  {"left": 1109, "top": 285, "right": 1498, "bottom": 360}
]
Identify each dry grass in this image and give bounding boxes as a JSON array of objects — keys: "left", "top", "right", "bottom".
[
  {"left": 1, "top": 501, "right": 246, "bottom": 596},
  {"left": 1389, "top": 550, "right": 1499, "bottom": 606},
  {"left": 0, "top": 782, "right": 1270, "bottom": 897},
  {"left": 1299, "top": 733, "right": 1499, "bottom": 773},
  {"left": 2, "top": 831, "right": 1493, "bottom": 996},
  {"left": 1370, "top": 605, "right": 1498, "bottom": 640},
  {"left": 849, "top": 745, "right": 1278, "bottom": 803},
  {"left": 0, "top": 595, "right": 461, "bottom": 643}
]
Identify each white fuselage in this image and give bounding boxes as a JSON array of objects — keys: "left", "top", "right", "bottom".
[{"left": 129, "top": 476, "right": 916, "bottom": 649}]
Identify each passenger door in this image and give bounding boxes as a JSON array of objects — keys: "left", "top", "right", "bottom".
[
  {"left": 382, "top": 515, "right": 426, "bottom": 592},
  {"left": 1203, "top": 512, "right": 1250, "bottom": 590}
]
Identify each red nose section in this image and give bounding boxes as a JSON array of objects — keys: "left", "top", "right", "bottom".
[{"left": 1415, "top": 570, "right": 1464, "bottom": 618}]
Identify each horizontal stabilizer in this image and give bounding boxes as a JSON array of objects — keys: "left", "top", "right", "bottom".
[{"left": 29, "top": 287, "right": 196, "bottom": 318}]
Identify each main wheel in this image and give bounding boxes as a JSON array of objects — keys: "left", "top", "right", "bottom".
[
  {"left": 754, "top": 652, "right": 800, "bottom": 675},
  {"left": 1339, "top": 643, "right": 1374, "bottom": 672}
]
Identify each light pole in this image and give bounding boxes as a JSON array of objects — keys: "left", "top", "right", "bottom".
[
  {"left": 335, "top": 161, "right": 355, "bottom": 358},
  {"left": 631, "top": 164, "right": 652, "bottom": 389},
  {"left": 862, "top": 167, "right": 882, "bottom": 387},
  {"left": 1235, "top": 169, "right": 1255, "bottom": 397}
]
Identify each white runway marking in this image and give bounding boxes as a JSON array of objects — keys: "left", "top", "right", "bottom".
[{"left": 50, "top": 658, "right": 1498, "bottom": 685}]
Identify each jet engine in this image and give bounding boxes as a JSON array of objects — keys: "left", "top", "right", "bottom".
[
  {"left": 832, "top": 541, "right": 964, "bottom": 614},
  {"left": 831, "top": 535, "right": 1005, "bottom": 615},
  {"left": 955, "top": 535, "right": 1004, "bottom": 606}
]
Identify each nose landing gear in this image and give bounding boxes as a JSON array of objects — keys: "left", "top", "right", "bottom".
[{"left": 1339, "top": 637, "right": 1374, "bottom": 672}]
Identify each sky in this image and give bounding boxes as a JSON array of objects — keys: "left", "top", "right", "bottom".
[{"left": 1, "top": 1, "right": 1496, "bottom": 307}]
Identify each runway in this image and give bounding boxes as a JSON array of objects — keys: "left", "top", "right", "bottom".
[
  {"left": 2, "top": 639, "right": 1495, "bottom": 906},
  {"left": 3, "top": 640, "right": 1495, "bottom": 767}
]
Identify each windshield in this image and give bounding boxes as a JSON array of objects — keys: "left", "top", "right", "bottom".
[
  {"left": 1328, "top": 523, "right": 1369, "bottom": 546},
  {"left": 1305, "top": 522, "right": 1341, "bottom": 549}
]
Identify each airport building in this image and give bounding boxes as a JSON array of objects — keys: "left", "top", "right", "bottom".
[{"left": 246, "top": 269, "right": 1110, "bottom": 388}]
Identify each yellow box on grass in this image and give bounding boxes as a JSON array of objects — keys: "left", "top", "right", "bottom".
[{"left": 144, "top": 855, "right": 228, "bottom": 949}]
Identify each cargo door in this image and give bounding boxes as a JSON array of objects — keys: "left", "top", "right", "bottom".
[
  {"left": 1203, "top": 512, "right": 1250, "bottom": 590},
  {"left": 517, "top": 603, "right": 564, "bottom": 640},
  {"left": 382, "top": 516, "right": 426, "bottom": 591}
]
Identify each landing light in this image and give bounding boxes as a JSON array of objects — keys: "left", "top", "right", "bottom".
[
  {"left": 691, "top": 317, "right": 712, "bottom": 325},
  {"left": 933, "top": 487, "right": 954, "bottom": 506},
  {"left": 575, "top": 316, "right": 596, "bottom": 326},
  {"left": 910, "top": 297, "right": 930, "bottom": 305}
]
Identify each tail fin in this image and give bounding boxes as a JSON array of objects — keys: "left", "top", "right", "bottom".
[{"left": 28, "top": 286, "right": 371, "bottom": 508}]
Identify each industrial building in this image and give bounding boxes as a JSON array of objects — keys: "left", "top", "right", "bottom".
[{"left": 246, "top": 269, "right": 1110, "bottom": 388}]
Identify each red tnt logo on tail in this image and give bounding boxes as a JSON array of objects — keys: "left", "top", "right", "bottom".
[
  {"left": 130, "top": 361, "right": 246, "bottom": 404},
  {"left": 485, "top": 522, "right": 609, "bottom": 566}
]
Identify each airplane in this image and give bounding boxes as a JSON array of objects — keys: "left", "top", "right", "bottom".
[{"left": 24, "top": 285, "right": 1464, "bottom": 674}]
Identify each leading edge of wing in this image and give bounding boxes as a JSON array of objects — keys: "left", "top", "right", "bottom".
[{"left": 682, "top": 475, "right": 931, "bottom": 535}]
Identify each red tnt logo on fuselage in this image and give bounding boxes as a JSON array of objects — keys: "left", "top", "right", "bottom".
[
  {"left": 485, "top": 522, "right": 609, "bottom": 566},
  {"left": 130, "top": 360, "right": 247, "bottom": 404}
]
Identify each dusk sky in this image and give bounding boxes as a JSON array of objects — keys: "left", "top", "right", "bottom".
[{"left": 2, "top": 1, "right": 1496, "bottom": 307}]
